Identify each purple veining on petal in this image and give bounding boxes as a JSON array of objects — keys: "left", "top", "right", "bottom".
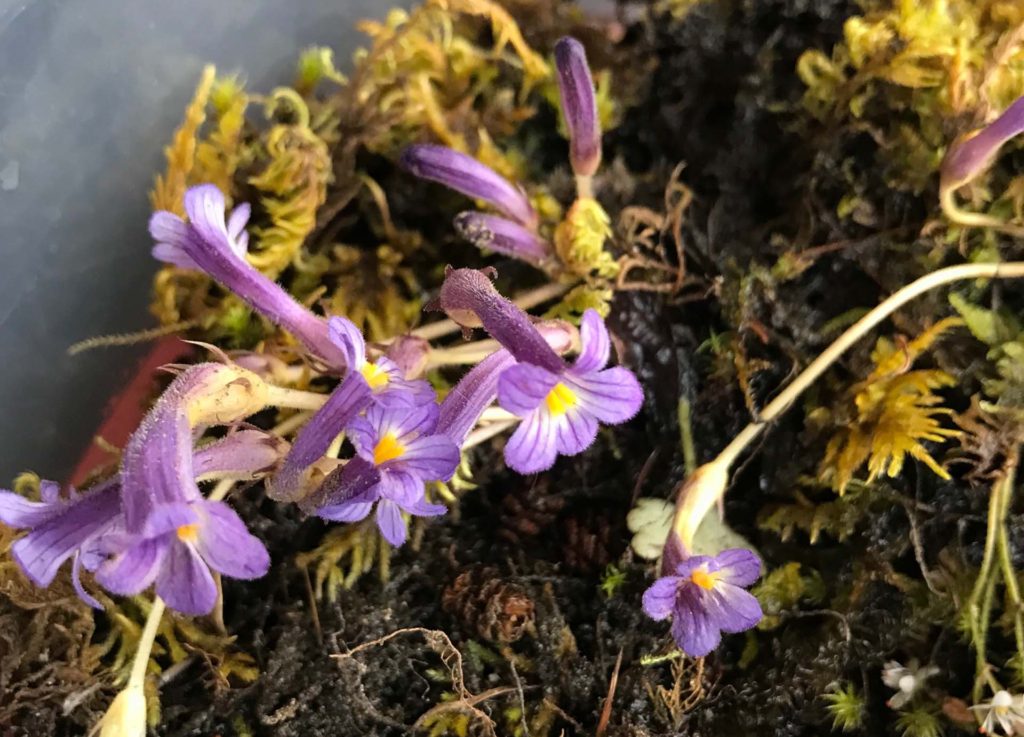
[
  {"left": 400, "top": 145, "right": 538, "bottom": 229},
  {"left": 554, "top": 37, "right": 602, "bottom": 177}
]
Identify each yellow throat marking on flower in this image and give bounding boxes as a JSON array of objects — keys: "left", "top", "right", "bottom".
[
  {"left": 360, "top": 362, "right": 390, "bottom": 391},
  {"left": 176, "top": 524, "right": 199, "bottom": 542},
  {"left": 690, "top": 567, "right": 717, "bottom": 590},
  {"left": 544, "top": 383, "right": 578, "bottom": 416},
  {"left": 373, "top": 433, "right": 405, "bottom": 465}
]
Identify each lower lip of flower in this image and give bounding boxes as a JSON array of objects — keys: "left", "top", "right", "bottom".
[
  {"left": 373, "top": 433, "right": 405, "bottom": 464},
  {"left": 690, "top": 568, "right": 717, "bottom": 590},
  {"left": 176, "top": 523, "right": 199, "bottom": 542},
  {"left": 544, "top": 383, "right": 578, "bottom": 415},
  {"left": 361, "top": 362, "right": 390, "bottom": 390}
]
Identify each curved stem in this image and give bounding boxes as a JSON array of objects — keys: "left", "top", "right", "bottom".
[
  {"left": 671, "top": 261, "right": 1024, "bottom": 554},
  {"left": 716, "top": 262, "right": 1024, "bottom": 471}
]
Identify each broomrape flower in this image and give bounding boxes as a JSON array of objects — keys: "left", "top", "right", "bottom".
[
  {"left": 970, "top": 690, "right": 1024, "bottom": 735},
  {"left": 400, "top": 144, "right": 538, "bottom": 230},
  {"left": 554, "top": 36, "right": 601, "bottom": 178},
  {"left": 453, "top": 211, "right": 552, "bottom": 266},
  {"left": 314, "top": 403, "right": 459, "bottom": 546},
  {"left": 881, "top": 659, "right": 939, "bottom": 709},
  {"left": 437, "top": 267, "right": 642, "bottom": 473},
  {"left": 641, "top": 549, "right": 763, "bottom": 657},
  {"left": 150, "top": 184, "right": 347, "bottom": 369},
  {"left": 941, "top": 95, "right": 1024, "bottom": 195},
  {"left": 0, "top": 429, "right": 285, "bottom": 610}
]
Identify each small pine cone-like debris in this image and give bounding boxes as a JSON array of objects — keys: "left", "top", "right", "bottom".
[
  {"left": 442, "top": 567, "right": 535, "bottom": 644},
  {"left": 561, "top": 513, "right": 615, "bottom": 573},
  {"left": 498, "top": 479, "right": 566, "bottom": 544}
]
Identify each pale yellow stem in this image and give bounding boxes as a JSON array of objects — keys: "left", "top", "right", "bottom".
[
  {"left": 674, "top": 261, "right": 1024, "bottom": 550},
  {"left": 128, "top": 597, "right": 166, "bottom": 689},
  {"left": 265, "top": 385, "right": 328, "bottom": 411}
]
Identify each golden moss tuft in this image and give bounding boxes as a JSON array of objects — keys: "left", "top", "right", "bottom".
[{"left": 819, "top": 317, "right": 963, "bottom": 493}]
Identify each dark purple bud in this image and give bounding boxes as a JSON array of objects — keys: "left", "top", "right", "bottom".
[
  {"left": 437, "top": 268, "right": 566, "bottom": 374},
  {"left": 941, "top": 95, "right": 1024, "bottom": 192},
  {"left": 400, "top": 145, "right": 538, "bottom": 229},
  {"left": 554, "top": 37, "right": 601, "bottom": 178},
  {"left": 454, "top": 211, "right": 552, "bottom": 265}
]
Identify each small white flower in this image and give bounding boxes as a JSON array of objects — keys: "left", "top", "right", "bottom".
[
  {"left": 881, "top": 658, "right": 939, "bottom": 709},
  {"left": 970, "top": 690, "right": 1024, "bottom": 735}
]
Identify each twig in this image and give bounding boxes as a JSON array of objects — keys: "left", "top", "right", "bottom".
[{"left": 596, "top": 650, "right": 623, "bottom": 737}]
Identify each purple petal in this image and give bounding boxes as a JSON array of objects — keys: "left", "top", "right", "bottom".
[
  {"left": 328, "top": 316, "right": 367, "bottom": 369},
  {"left": 303, "top": 456, "right": 382, "bottom": 515},
  {"left": 347, "top": 415, "right": 377, "bottom": 462},
  {"left": 400, "top": 145, "right": 537, "bottom": 229},
  {"left": 705, "top": 584, "right": 763, "bottom": 634},
  {"left": 454, "top": 212, "right": 552, "bottom": 265},
  {"left": 379, "top": 470, "right": 425, "bottom": 507},
  {"left": 376, "top": 500, "right": 408, "bottom": 546},
  {"left": 713, "top": 549, "right": 761, "bottom": 587},
  {"left": 498, "top": 363, "right": 561, "bottom": 416},
  {"left": 504, "top": 411, "right": 558, "bottom": 474},
  {"left": 192, "top": 501, "right": 270, "bottom": 580},
  {"left": 567, "top": 367, "right": 643, "bottom": 424},
  {"left": 553, "top": 409, "right": 598, "bottom": 455},
  {"left": 385, "top": 335, "right": 431, "bottom": 379},
  {"left": 942, "top": 95, "right": 1024, "bottom": 188},
  {"left": 554, "top": 37, "right": 601, "bottom": 177},
  {"left": 149, "top": 211, "right": 199, "bottom": 269},
  {"left": 226, "top": 203, "right": 252, "bottom": 250},
  {"left": 9, "top": 483, "right": 121, "bottom": 587},
  {"left": 574, "top": 309, "right": 610, "bottom": 372},
  {"left": 401, "top": 498, "right": 448, "bottom": 517},
  {"left": 394, "top": 435, "right": 461, "bottom": 482},
  {"left": 0, "top": 490, "right": 60, "bottom": 529},
  {"left": 318, "top": 500, "right": 375, "bottom": 522},
  {"left": 642, "top": 576, "right": 681, "bottom": 621},
  {"left": 671, "top": 592, "right": 722, "bottom": 657},
  {"left": 193, "top": 429, "right": 289, "bottom": 480},
  {"left": 156, "top": 541, "right": 218, "bottom": 616},
  {"left": 142, "top": 502, "right": 198, "bottom": 538},
  {"left": 95, "top": 537, "right": 167, "bottom": 596},
  {"left": 184, "top": 184, "right": 231, "bottom": 254}
]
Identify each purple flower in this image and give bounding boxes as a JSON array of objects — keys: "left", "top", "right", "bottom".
[
  {"left": 315, "top": 404, "right": 459, "bottom": 546},
  {"left": 941, "top": 94, "right": 1024, "bottom": 193},
  {"left": 328, "top": 316, "right": 434, "bottom": 407},
  {"left": 150, "top": 184, "right": 347, "bottom": 369},
  {"left": 0, "top": 480, "right": 120, "bottom": 608},
  {"left": 267, "top": 373, "right": 373, "bottom": 504},
  {"left": 454, "top": 212, "right": 552, "bottom": 266},
  {"left": 0, "top": 428, "right": 282, "bottom": 610},
  {"left": 498, "top": 309, "right": 642, "bottom": 473},
  {"left": 554, "top": 37, "right": 601, "bottom": 178},
  {"left": 642, "top": 549, "right": 763, "bottom": 657},
  {"left": 94, "top": 497, "right": 269, "bottom": 615},
  {"left": 400, "top": 145, "right": 538, "bottom": 230}
]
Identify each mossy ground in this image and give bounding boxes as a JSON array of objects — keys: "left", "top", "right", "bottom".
[{"left": 4, "top": 0, "right": 1023, "bottom": 735}]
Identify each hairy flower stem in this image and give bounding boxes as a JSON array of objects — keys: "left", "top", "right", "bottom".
[{"left": 670, "top": 262, "right": 1024, "bottom": 555}]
